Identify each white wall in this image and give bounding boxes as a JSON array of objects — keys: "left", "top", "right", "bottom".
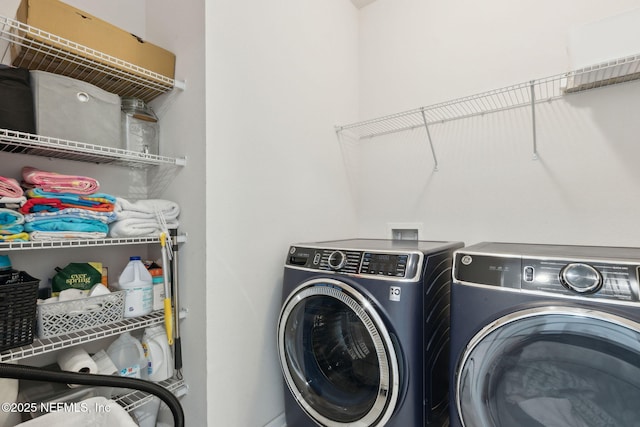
[
  {"left": 144, "top": 0, "right": 208, "bottom": 426},
  {"left": 206, "top": 0, "right": 359, "bottom": 425},
  {"left": 355, "top": 0, "right": 640, "bottom": 248}
]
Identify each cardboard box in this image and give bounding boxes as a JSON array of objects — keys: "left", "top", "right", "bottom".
[{"left": 12, "top": 0, "right": 175, "bottom": 81}]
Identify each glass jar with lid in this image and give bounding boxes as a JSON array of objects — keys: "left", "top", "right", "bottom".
[{"left": 121, "top": 97, "right": 159, "bottom": 155}]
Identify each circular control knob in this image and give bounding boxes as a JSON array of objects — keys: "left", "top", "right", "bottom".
[
  {"left": 559, "top": 263, "right": 602, "bottom": 294},
  {"left": 327, "top": 251, "right": 347, "bottom": 270}
]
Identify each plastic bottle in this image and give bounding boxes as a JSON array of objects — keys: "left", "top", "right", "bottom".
[
  {"left": 118, "top": 256, "right": 153, "bottom": 317},
  {"left": 0, "top": 254, "right": 18, "bottom": 284},
  {"left": 145, "top": 261, "right": 165, "bottom": 311},
  {"left": 141, "top": 325, "right": 174, "bottom": 382},
  {"left": 105, "top": 332, "right": 147, "bottom": 380}
]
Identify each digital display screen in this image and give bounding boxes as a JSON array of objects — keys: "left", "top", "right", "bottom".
[{"left": 367, "top": 254, "right": 399, "bottom": 275}]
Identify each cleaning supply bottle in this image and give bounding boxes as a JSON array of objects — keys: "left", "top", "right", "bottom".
[
  {"left": 118, "top": 256, "right": 153, "bottom": 317},
  {"left": 0, "top": 254, "right": 18, "bottom": 284},
  {"left": 145, "top": 261, "right": 165, "bottom": 311},
  {"left": 105, "top": 332, "right": 147, "bottom": 380},
  {"left": 141, "top": 325, "right": 174, "bottom": 382}
]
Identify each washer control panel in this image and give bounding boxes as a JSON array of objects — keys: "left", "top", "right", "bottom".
[
  {"left": 286, "top": 246, "right": 419, "bottom": 280},
  {"left": 454, "top": 252, "right": 640, "bottom": 302}
]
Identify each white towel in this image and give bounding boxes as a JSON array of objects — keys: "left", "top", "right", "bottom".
[
  {"left": 114, "top": 197, "right": 180, "bottom": 221},
  {"left": 109, "top": 217, "right": 178, "bottom": 238}
]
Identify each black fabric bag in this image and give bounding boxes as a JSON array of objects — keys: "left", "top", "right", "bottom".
[{"left": 0, "top": 65, "right": 36, "bottom": 134}]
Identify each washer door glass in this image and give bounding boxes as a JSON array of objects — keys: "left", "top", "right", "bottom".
[
  {"left": 278, "top": 279, "right": 400, "bottom": 427},
  {"left": 456, "top": 307, "right": 640, "bottom": 427}
]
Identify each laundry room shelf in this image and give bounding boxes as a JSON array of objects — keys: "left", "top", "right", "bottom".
[
  {"left": 0, "top": 129, "right": 187, "bottom": 168},
  {"left": 0, "top": 15, "right": 183, "bottom": 103},
  {"left": 336, "top": 52, "right": 640, "bottom": 163},
  {"left": 0, "top": 235, "right": 187, "bottom": 251},
  {"left": 0, "top": 311, "right": 166, "bottom": 362},
  {"left": 115, "top": 377, "right": 188, "bottom": 413},
  {"left": 336, "top": 53, "right": 640, "bottom": 138}
]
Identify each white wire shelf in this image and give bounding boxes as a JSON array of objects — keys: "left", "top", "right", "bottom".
[
  {"left": 0, "top": 311, "right": 165, "bottom": 362},
  {"left": 114, "top": 377, "right": 188, "bottom": 413},
  {"left": 336, "top": 52, "right": 640, "bottom": 139},
  {"left": 0, "top": 15, "right": 180, "bottom": 103},
  {"left": 0, "top": 129, "right": 187, "bottom": 168},
  {"left": 0, "top": 236, "right": 157, "bottom": 251},
  {"left": 0, "top": 234, "right": 188, "bottom": 251}
]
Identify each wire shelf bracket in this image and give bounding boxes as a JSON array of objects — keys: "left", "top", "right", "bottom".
[{"left": 420, "top": 108, "right": 439, "bottom": 171}]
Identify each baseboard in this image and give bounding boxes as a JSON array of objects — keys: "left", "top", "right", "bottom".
[{"left": 264, "top": 412, "right": 286, "bottom": 427}]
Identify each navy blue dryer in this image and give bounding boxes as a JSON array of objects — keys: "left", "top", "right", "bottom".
[
  {"left": 277, "top": 239, "right": 462, "bottom": 427},
  {"left": 449, "top": 242, "right": 640, "bottom": 427}
]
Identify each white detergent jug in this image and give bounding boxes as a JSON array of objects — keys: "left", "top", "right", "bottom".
[
  {"left": 141, "top": 325, "right": 174, "bottom": 382},
  {"left": 118, "top": 256, "right": 153, "bottom": 317},
  {"left": 106, "top": 332, "right": 147, "bottom": 380}
]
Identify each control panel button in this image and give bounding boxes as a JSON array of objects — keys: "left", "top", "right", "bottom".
[
  {"left": 327, "top": 251, "right": 347, "bottom": 270},
  {"left": 559, "top": 263, "right": 603, "bottom": 294},
  {"left": 523, "top": 266, "right": 534, "bottom": 282}
]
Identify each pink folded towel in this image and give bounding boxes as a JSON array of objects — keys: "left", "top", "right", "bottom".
[
  {"left": 22, "top": 166, "right": 100, "bottom": 195},
  {"left": 0, "top": 176, "right": 24, "bottom": 198}
]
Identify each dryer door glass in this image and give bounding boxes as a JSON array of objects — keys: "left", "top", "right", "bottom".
[
  {"left": 278, "top": 279, "right": 400, "bottom": 427},
  {"left": 455, "top": 307, "right": 640, "bottom": 427}
]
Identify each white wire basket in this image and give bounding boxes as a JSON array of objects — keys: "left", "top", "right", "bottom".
[{"left": 36, "top": 291, "right": 125, "bottom": 338}]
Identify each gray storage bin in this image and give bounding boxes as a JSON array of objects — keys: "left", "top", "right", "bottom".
[{"left": 30, "top": 70, "right": 121, "bottom": 148}]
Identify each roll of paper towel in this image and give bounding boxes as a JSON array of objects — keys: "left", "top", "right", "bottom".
[{"left": 57, "top": 347, "right": 98, "bottom": 375}]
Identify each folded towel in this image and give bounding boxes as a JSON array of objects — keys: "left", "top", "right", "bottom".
[
  {"left": 0, "top": 208, "right": 25, "bottom": 226},
  {"left": 0, "top": 176, "right": 23, "bottom": 198},
  {"left": 19, "top": 198, "right": 65, "bottom": 214},
  {"left": 0, "top": 225, "right": 25, "bottom": 234},
  {"left": 109, "top": 217, "right": 179, "bottom": 238},
  {"left": 0, "top": 196, "right": 27, "bottom": 209},
  {"left": 22, "top": 166, "right": 100, "bottom": 195},
  {"left": 20, "top": 194, "right": 115, "bottom": 214},
  {"left": 24, "top": 208, "right": 117, "bottom": 224},
  {"left": 0, "top": 232, "right": 29, "bottom": 242},
  {"left": 28, "top": 231, "right": 107, "bottom": 241},
  {"left": 26, "top": 188, "right": 116, "bottom": 205},
  {"left": 114, "top": 197, "right": 180, "bottom": 221},
  {"left": 24, "top": 217, "right": 109, "bottom": 234}
]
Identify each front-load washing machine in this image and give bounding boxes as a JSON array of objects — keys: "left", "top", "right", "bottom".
[
  {"left": 278, "top": 239, "right": 463, "bottom": 427},
  {"left": 449, "top": 242, "right": 640, "bottom": 427}
]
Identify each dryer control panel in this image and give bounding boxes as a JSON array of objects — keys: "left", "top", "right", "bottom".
[
  {"left": 454, "top": 251, "right": 640, "bottom": 303},
  {"left": 286, "top": 246, "right": 421, "bottom": 280},
  {"left": 520, "top": 258, "right": 639, "bottom": 302}
]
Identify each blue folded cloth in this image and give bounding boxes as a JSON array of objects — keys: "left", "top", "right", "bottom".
[
  {"left": 25, "top": 188, "right": 117, "bottom": 207},
  {"left": 24, "top": 217, "right": 109, "bottom": 233},
  {"left": 0, "top": 208, "right": 24, "bottom": 226}
]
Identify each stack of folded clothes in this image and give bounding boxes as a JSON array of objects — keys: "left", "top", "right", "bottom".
[
  {"left": 19, "top": 166, "right": 117, "bottom": 240},
  {"left": 0, "top": 175, "right": 28, "bottom": 241},
  {"left": 109, "top": 197, "right": 180, "bottom": 237}
]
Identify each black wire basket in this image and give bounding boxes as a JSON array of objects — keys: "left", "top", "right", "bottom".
[{"left": 0, "top": 271, "right": 40, "bottom": 352}]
